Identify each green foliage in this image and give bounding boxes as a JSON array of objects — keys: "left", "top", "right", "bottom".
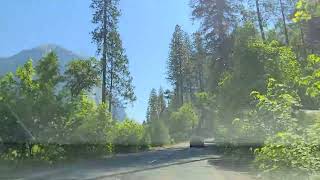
[
  {"left": 64, "top": 58, "right": 100, "bottom": 96},
  {"left": 248, "top": 47, "right": 320, "bottom": 179},
  {"left": 190, "top": 0, "right": 238, "bottom": 49},
  {"left": 36, "top": 52, "right": 62, "bottom": 92},
  {"left": 251, "top": 40, "right": 302, "bottom": 85},
  {"left": 90, "top": 0, "right": 136, "bottom": 110},
  {"left": 293, "top": 0, "right": 320, "bottom": 22},
  {"left": 169, "top": 103, "right": 198, "bottom": 142},
  {"left": 2, "top": 0, "right": 320, "bottom": 175},
  {"left": 149, "top": 119, "right": 170, "bottom": 146},
  {"left": 146, "top": 88, "right": 159, "bottom": 122},
  {"left": 301, "top": 54, "right": 320, "bottom": 98},
  {"left": 251, "top": 78, "right": 301, "bottom": 136},
  {"left": 69, "top": 96, "right": 112, "bottom": 145},
  {"left": 205, "top": 24, "right": 265, "bottom": 142},
  {"left": 145, "top": 88, "right": 170, "bottom": 146},
  {"left": 112, "top": 119, "right": 147, "bottom": 152},
  {"left": 255, "top": 127, "right": 320, "bottom": 179},
  {"left": 0, "top": 52, "right": 146, "bottom": 163},
  {"left": 167, "top": 25, "right": 192, "bottom": 107}
]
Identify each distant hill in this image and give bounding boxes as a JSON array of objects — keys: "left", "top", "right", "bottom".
[
  {"left": 0, "top": 44, "right": 83, "bottom": 75},
  {"left": 0, "top": 44, "right": 127, "bottom": 121}
]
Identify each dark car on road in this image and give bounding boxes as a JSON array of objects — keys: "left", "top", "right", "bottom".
[{"left": 189, "top": 136, "right": 205, "bottom": 148}]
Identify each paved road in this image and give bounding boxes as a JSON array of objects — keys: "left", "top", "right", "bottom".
[{"left": 2, "top": 144, "right": 255, "bottom": 180}]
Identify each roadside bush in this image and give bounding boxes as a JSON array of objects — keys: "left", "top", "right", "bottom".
[
  {"left": 66, "top": 97, "right": 113, "bottom": 157},
  {"left": 112, "top": 119, "right": 146, "bottom": 153},
  {"left": 255, "top": 129, "right": 320, "bottom": 179},
  {"left": 150, "top": 119, "right": 170, "bottom": 146}
]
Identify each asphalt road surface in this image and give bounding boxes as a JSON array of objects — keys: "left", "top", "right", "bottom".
[{"left": 2, "top": 144, "right": 255, "bottom": 180}]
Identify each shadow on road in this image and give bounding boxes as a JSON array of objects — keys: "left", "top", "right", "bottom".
[
  {"left": 86, "top": 157, "right": 216, "bottom": 180},
  {"left": 207, "top": 156, "right": 253, "bottom": 173},
  {"left": 1, "top": 145, "right": 255, "bottom": 180}
]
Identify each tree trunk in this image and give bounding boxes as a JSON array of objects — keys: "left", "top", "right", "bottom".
[
  {"left": 300, "top": 25, "right": 305, "bottom": 47},
  {"left": 255, "top": 0, "right": 266, "bottom": 41},
  {"left": 279, "top": 0, "right": 289, "bottom": 45},
  {"left": 299, "top": 24, "right": 307, "bottom": 57},
  {"left": 198, "top": 64, "right": 204, "bottom": 92},
  {"left": 102, "top": 57, "right": 107, "bottom": 104},
  {"left": 189, "top": 83, "right": 193, "bottom": 102},
  {"left": 180, "top": 75, "right": 184, "bottom": 107},
  {"left": 178, "top": 60, "right": 184, "bottom": 107},
  {"left": 101, "top": 2, "right": 107, "bottom": 104},
  {"left": 109, "top": 57, "right": 113, "bottom": 113}
]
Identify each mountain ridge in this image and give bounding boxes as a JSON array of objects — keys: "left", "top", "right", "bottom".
[{"left": 0, "top": 44, "right": 84, "bottom": 75}]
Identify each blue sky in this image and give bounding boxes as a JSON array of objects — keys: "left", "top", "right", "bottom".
[{"left": 0, "top": 0, "right": 198, "bottom": 122}]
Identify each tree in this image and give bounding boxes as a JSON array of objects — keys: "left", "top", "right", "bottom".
[
  {"left": 278, "top": 0, "right": 290, "bottom": 45},
  {"left": 190, "top": 0, "right": 241, "bottom": 91},
  {"left": 146, "top": 89, "right": 159, "bottom": 122},
  {"left": 255, "top": 0, "right": 266, "bottom": 41},
  {"left": 91, "top": 0, "right": 135, "bottom": 112},
  {"left": 64, "top": 58, "right": 100, "bottom": 97},
  {"left": 293, "top": 0, "right": 320, "bottom": 53},
  {"left": 190, "top": 0, "right": 238, "bottom": 46},
  {"left": 183, "top": 33, "right": 196, "bottom": 102},
  {"left": 0, "top": 61, "right": 37, "bottom": 154},
  {"left": 265, "top": 0, "right": 296, "bottom": 45},
  {"left": 68, "top": 95, "right": 113, "bottom": 155},
  {"left": 192, "top": 32, "right": 207, "bottom": 92},
  {"left": 34, "top": 53, "right": 74, "bottom": 145},
  {"left": 157, "top": 87, "right": 167, "bottom": 117},
  {"left": 150, "top": 119, "right": 170, "bottom": 146},
  {"left": 146, "top": 88, "right": 167, "bottom": 121},
  {"left": 35, "top": 52, "right": 62, "bottom": 93},
  {"left": 167, "top": 25, "right": 191, "bottom": 107},
  {"left": 194, "top": 92, "right": 214, "bottom": 136},
  {"left": 106, "top": 31, "right": 136, "bottom": 113},
  {"left": 190, "top": 0, "right": 238, "bottom": 70},
  {"left": 91, "top": 0, "right": 116, "bottom": 104},
  {"left": 169, "top": 103, "right": 199, "bottom": 142},
  {"left": 145, "top": 88, "right": 170, "bottom": 146}
]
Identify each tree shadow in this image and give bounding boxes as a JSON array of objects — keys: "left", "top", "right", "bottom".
[
  {"left": 1, "top": 145, "right": 256, "bottom": 180},
  {"left": 207, "top": 156, "right": 254, "bottom": 173},
  {"left": 4, "top": 147, "right": 218, "bottom": 179}
]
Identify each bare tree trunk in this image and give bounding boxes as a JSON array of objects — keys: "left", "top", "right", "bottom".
[
  {"left": 279, "top": 0, "right": 289, "bottom": 45},
  {"left": 101, "top": 2, "right": 107, "bottom": 104},
  {"left": 109, "top": 57, "right": 113, "bottom": 113},
  {"left": 197, "top": 63, "right": 204, "bottom": 92},
  {"left": 255, "top": 0, "right": 266, "bottom": 41},
  {"left": 180, "top": 76, "right": 184, "bottom": 106},
  {"left": 102, "top": 57, "right": 107, "bottom": 104},
  {"left": 300, "top": 25, "right": 305, "bottom": 46},
  {"left": 179, "top": 60, "right": 184, "bottom": 107},
  {"left": 299, "top": 24, "right": 307, "bottom": 57},
  {"left": 179, "top": 80, "right": 184, "bottom": 106}
]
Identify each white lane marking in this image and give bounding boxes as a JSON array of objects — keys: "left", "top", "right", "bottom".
[{"left": 149, "top": 160, "right": 157, "bottom": 164}]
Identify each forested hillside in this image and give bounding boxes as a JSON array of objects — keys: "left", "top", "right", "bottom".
[{"left": 143, "top": 0, "right": 320, "bottom": 179}]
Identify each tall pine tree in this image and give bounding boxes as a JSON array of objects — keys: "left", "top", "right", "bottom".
[
  {"left": 146, "top": 89, "right": 159, "bottom": 122},
  {"left": 190, "top": 0, "right": 238, "bottom": 90},
  {"left": 166, "top": 25, "right": 191, "bottom": 107},
  {"left": 91, "top": 0, "right": 135, "bottom": 112}
]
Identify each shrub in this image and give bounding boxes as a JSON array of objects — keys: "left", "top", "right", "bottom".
[
  {"left": 169, "top": 103, "right": 198, "bottom": 142},
  {"left": 112, "top": 119, "right": 146, "bottom": 153}
]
